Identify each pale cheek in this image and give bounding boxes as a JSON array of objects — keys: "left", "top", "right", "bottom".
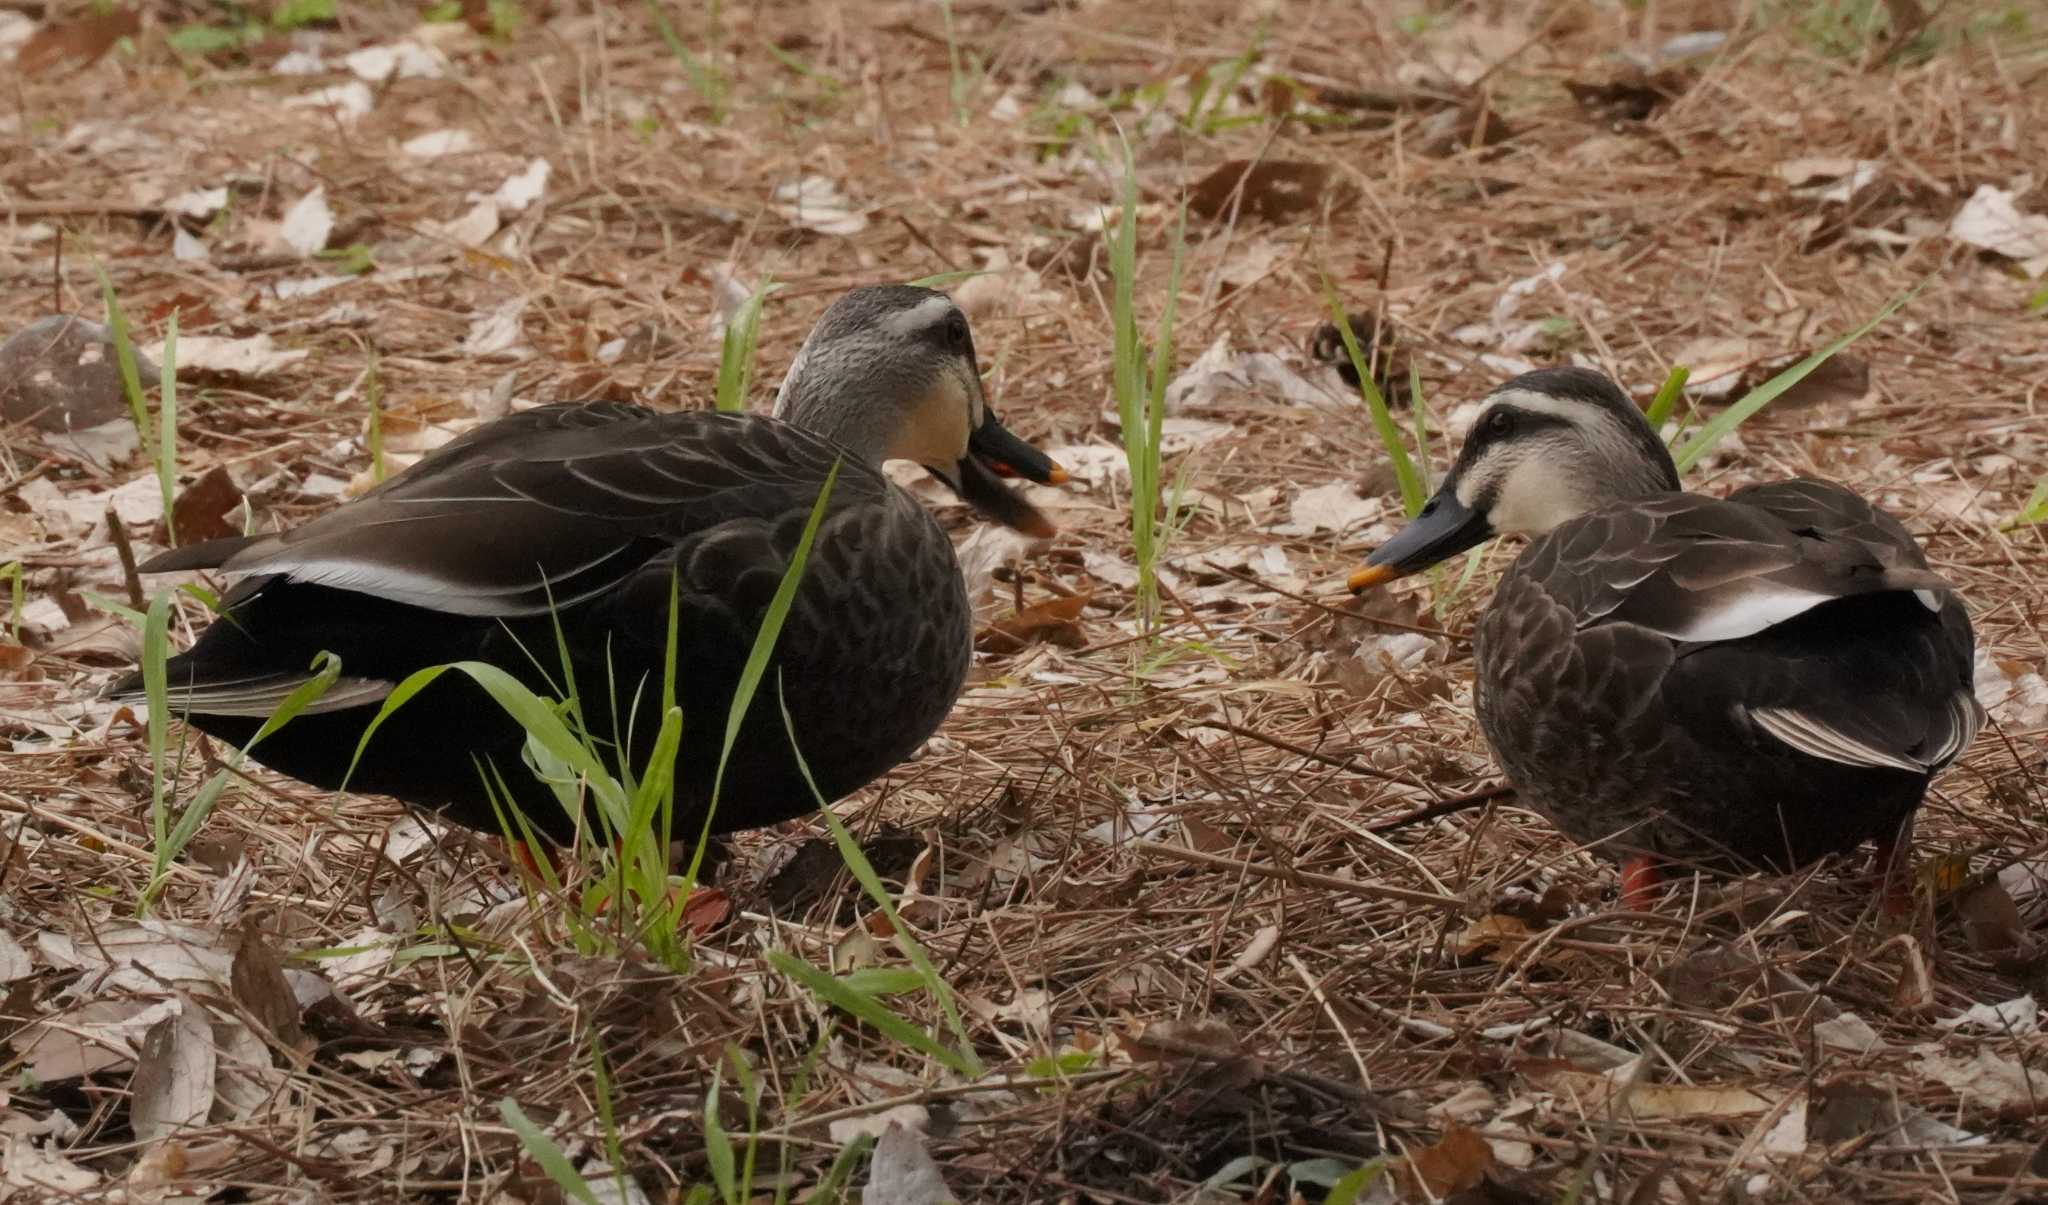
[{"left": 898, "top": 378, "right": 972, "bottom": 466}]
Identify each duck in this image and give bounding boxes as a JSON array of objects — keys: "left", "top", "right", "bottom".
[
  {"left": 109, "top": 285, "right": 1069, "bottom": 849},
  {"left": 1345, "top": 366, "right": 1982, "bottom": 910}
]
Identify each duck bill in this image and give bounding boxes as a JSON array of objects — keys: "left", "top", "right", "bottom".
[
  {"left": 1348, "top": 489, "right": 1491, "bottom": 592},
  {"left": 936, "top": 412, "right": 1067, "bottom": 539}
]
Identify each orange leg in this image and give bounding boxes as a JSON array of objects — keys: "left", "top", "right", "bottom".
[
  {"left": 1620, "top": 855, "right": 1662, "bottom": 910},
  {"left": 1875, "top": 819, "right": 1915, "bottom": 918}
]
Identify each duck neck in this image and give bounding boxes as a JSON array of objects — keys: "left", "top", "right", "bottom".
[{"left": 772, "top": 361, "right": 891, "bottom": 467}]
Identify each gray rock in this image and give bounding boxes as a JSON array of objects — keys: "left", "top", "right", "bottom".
[{"left": 0, "top": 314, "right": 160, "bottom": 433}]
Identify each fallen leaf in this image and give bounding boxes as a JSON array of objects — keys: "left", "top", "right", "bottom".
[
  {"left": 488, "top": 158, "right": 551, "bottom": 213},
  {"left": 773, "top": 175, "right": 867, "bottom": 236},
  {"left": 148, "top": 334, "right": 309, "bottom": 378},
  {"left": 16, "top": 7, "right": 138, "bottom": 77},
  {"left": 129, "top": 1002, "right": 218, "bottom": 1143},
  {"left": 1189, "top": 160, "right": 1336, "bottom": 223},
  {"left": 977, "top": 593, "right": 1089, "bottom": 654},
  {"left": 38, "top": 920, "right": 235, "bottom": 991},
  {"left": 282, "top": 82, "right": 374, "bottom": 123},
  {"left": 344, "top": 40, "right": 446, "bottom": 82},
  {"left": 1949, "top": 183, "right": 2048, "bottom": 278},
  {"left": 0, "top": 929, "right": 31, "bottom": 983},
  {"left": 464, "top": 299, "right": 529, "bottom": 357},
  {"left": 2, "top": 1135, "right": 100, "bottom": 1192},
  {"left": 1954, "top": 881, "right": 2031, "bottom": 965},
  {"left": 1813, "top": 1012, "right": 1885, "bottom": 1053},
  {"left": 165, "top": 465, "right": 244, "bottom": 544},
  {"left": 1764, "top": 352, "right": 1870, "bottom": 408},
  {"left": 861, "top": 1122, "right": 955, "bottom": 1205},
  {"left": 401, "top": 128, "right": 476, "bottom": 158},
  {"left": 1914, "top": 1048, "right": 2048, "bottom": 1117},
  {"left": 1395, "top": 1125, "right": 1496, "bottom": 1198},
  {"left": 280, "top": 189, "right": 335, "bottom": 257},
  {"left": 681, "top": 887, "right": 731, "bottom": 937},
  {"left": 1938, "top": 995, "right": 2039, "bottom": 1036},
  {"left": 1269, "top": 480, "right": 1381, "bottom": 536},
  {"left": 1451, "top": 914, "right": 1535, "bottom": 962},
  {"left": 230, "top": 926, "right": 305, "bottom": 1047},
  {"left": 13, "top": 998, "right": 179, "bottom": 1082}
]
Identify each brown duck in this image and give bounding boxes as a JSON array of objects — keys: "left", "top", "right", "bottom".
[
  {"left": 1348, "top": 366, "right": 1981, "bottom": 909},
  {"left": 110, "top": 286, "right": 1068, "bottom": 848}
]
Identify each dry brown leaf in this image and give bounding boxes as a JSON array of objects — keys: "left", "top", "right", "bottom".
[
  {"left": 1189, "top": 160, "right": 1337, "bottom": 223},
  {"left": 1914, "top": 1048, "right": 2048, "bottom": 1118},
  {"left": 1954, "top": 881, "right": 2030, "bottom": 964},
  {"left": 16, "top": 8, "right": 138, "bottom": 77},
  {"left": 164, "top": 465, "right": 244, "bottom": 545},
  {"left": 976, "top": 593, "right": 1089, "bottom": 655},
  {"left": 129, "top": 1002, "right": 218, "bottom": 1143},
  {"left": 13, "top": 997, "right": 176, "bottom": 1082},
  {"left": 230, "top": 926, "right": 305, "bottom": 1047},
  {"left": 1451, "top": 914, "right": 1534, "bottom": 962},
  {"left": 1394, "top": 1125, "right": 1496, "bottom": 1199}
]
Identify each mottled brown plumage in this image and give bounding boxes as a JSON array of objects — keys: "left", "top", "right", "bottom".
[
  {"left": 110, "top": 286, "right": 1066, "bottom": 844},
  {"left": 1351, "top": 367, "right": 1980, "bottom": 901}
]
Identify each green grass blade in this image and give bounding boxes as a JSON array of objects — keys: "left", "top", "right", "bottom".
[
  {"left": 1643, "top": 364, "right": 1689, "bottom": 430},
  {"left": 642, "top": 0, "right": 722, "bottom": 117},
  {"left": 698, "top": 461, "right": 838, "bottom": 843},
  {"left": 158, "top": 311, "right": 178, "bottom": 545},
  {"left": 765, "top": 950, "right": 979, "bottom": 1075},
  {"left": 775, "top": 681, "right": 983, "bottom": 1073},
  {"left": 497, "top": 1099, "right": 602, "bottom": 1205},
  {"left": 1320, "top": 276, "right": 1424, "bottom": 515},
  {"left": 715, "top": 276, "right": 773, "bottom": 413},
  {"left": 0, "top": 561, "right": 22, "bottom": 641},
  {"left": 704, "top": 1058, "right": 737, "bottom": 1204},
  {"left": 1672, "top": 289, "right": 1915, "bottom": 474}
]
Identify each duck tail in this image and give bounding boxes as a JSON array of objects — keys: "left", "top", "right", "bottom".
[{"left": 137, "top": 535, "right": 264, "bottom": 574}]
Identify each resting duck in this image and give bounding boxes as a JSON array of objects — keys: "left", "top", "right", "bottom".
[
  {"left": 111, "top": 285, "right": 1068, "bottom": 846},
  {"left": 1347, "top": 366, "right": 1981, "bottom": 909}
]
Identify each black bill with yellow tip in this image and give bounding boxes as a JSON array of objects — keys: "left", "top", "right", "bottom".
[
  {"left": 938, "top": 409, "right": 1068, "bottom": 539},
  {"left": 1347, "top": 487, "right": 1491, "bottom": 593}
]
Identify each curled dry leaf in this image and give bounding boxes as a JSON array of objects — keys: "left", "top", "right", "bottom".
[
  {"left": 1949, "top": 183, "right": 2048, "bottom": 278},
  {"left": 165, "top": 465, "right": 244, "bottom": 545},
  {"left": 1393, "top": 1124, "right": 1495, "bottom": 1199},
  {"left": 976, "top": 593, "right": 1089, "bottom": 655},
  {"left": 230, "top": 926, "right": 305, "bottom": 1047},
  {"left": 1913, "top": 1048, "right": 2048, "bottom": 1118}
]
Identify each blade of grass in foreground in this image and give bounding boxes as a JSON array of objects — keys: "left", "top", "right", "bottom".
[
  {"left": 1672, "top": 288, "right": 1916, "bottom": 474},
  {"left": 498, "top": 1098, "right": 601, "bottom": 1205},
  {"left": 1320, "top": 276, "right": 1424, "bottom": 516}
]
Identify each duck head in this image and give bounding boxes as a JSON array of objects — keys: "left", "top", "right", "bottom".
[
  {"left": 1349, "top": 366, "right": 1680, "bottom": 591},
  {"left": 773, "top": 285, "right": 1067, "bottom": 538}
]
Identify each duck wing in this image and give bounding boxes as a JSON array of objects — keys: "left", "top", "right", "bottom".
[
  {"left": 141, "top": 403, "right": 884, "bottom": 618},
  {"left": 1523, "top": 483, "right": 1979, "bottom": 776}
]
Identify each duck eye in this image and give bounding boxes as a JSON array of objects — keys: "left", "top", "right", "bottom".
[
  {"left": 945, "top": 314, "right": 970, "bottom": 351},
  {"left": 1486, "top": 408, "right": 1515, "bottom": 436}
]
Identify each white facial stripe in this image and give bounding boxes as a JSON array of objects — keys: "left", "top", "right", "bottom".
[
  {"left": 886, "top": 295, "right": 959, "bottom": 341},
  {"left": 1482, "top": 388, "right": 1593, "bottom": 424}
]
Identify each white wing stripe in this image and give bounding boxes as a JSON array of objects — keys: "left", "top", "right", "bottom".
[{"left": 1749, "top": 706, "right": 1927, "bottom": 774}]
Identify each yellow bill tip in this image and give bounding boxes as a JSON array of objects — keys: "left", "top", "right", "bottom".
[
  {"left": 1044, "top": 463, "right": 1069, "bottom": 486},
  {"left": 1347, "top": 563, "right": 1400, "bottom": 593}
]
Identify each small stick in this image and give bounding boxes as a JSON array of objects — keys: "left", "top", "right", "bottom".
[
  {"left": 106, "top": 509, "right": 144, "bottom": 608},
  {"left": 1130, "top": 837, "right": 1464, "bottom": 910},
  {"left": 1369, "top": 783, "right": 1515, "bottom": 833}
]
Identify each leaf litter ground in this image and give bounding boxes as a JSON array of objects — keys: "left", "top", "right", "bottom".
[{"left": 3, "top": 1, "right": 2048, "bottom": 1201}]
